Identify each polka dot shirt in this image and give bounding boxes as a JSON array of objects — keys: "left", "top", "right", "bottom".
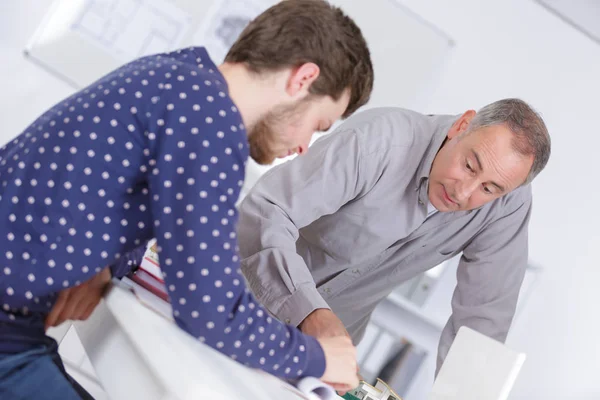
[{"left": 0, "top": 47, "right": 325, "bottom": 379}]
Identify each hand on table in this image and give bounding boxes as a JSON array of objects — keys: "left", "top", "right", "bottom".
[
  {"left": 45, "top": 266, "right": 112, "bottom": 330},
  {"left": 317, "top": 336, "right": 359, "bottom": 393},
  {"left": 301, "top": 309, "right": 359, "bottom": 394}
]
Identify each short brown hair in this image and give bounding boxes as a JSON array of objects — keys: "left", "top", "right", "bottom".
[{"left": 225, "top": 0, "right": 373, "bottom": 117}]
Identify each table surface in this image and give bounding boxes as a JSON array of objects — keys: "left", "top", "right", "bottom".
[{"left": 76, "top": 279, "right": 318, "bottom": 400}]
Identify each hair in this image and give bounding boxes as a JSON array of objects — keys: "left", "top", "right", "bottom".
[
  {"left": 224, "top": 0, "right": 374, "bottom": 117},
  {"left": 467, "top": 98, "right": 551, "bottom": 185}
]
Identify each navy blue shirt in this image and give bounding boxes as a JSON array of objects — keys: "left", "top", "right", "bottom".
[{"left": 0, "top": 47, "right": 325, "bottom": 379}]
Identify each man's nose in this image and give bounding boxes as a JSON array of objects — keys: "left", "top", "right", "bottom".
[{"left": 455, "top": 178, "right": 479, "bottom": 202}]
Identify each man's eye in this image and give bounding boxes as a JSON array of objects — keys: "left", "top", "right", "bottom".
[{"left": 483, "top": 185, "right": 492, "bottom": 194}]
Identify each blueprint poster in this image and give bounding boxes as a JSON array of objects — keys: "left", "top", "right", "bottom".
[
  {"left": 71, "top": 0, "right": 192, "bottom": 62},
  {"left": 193, "top": 0, "right": 270, "bottom": 64}
]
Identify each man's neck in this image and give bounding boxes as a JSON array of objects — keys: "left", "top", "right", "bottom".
[{"left": 217, "top": 63, "right": 284, "bottom": 132}]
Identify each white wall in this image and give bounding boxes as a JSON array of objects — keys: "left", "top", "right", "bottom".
[
  {"left": 394, "top": 0, "right": 600, "bottom": 398},
  {"left": 3, "top": 1, "right": 600, "bottom": 399},
  {"left": 0, "top": 2, "right": 75, "bottom": 140}
]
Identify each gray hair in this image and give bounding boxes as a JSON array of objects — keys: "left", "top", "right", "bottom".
[{"left": 466, "top": 98, "right": 551, "bottom": 185}]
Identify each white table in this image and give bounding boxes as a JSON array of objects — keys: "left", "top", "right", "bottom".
[{"left": 75, "top": 280, "right": 314, "bottom": 400}]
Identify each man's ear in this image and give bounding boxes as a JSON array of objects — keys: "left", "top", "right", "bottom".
[
  {"left": 447, "top": 110, "right": 476, "bottom": 139},
  {"left": 285, "top": 62, "right": 320, "bottom": 99}
]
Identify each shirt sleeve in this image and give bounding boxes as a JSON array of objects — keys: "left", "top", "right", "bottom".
[
  {"left": 436, "top": 186, "right": 532, "bottom": 373},
  {"left": 145, "top": 67, "right": 325, "bottom": 379},
  {"left": 238, "top": 128, "right": 385, "bottom": 327}
]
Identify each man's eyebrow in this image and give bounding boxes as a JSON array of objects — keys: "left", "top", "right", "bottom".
[{"left": 472, "top": 149, "right": 506, "bottom": 192}]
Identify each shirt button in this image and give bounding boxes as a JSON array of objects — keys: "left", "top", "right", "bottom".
[
  {"left": 352, "top": 269, "right": 360, "bottom": 274},
  {"left": 285, "top": 318, "right": 291, "bottom": 324},
  {"left": 324, "top": 288, "right": 331, "bottom": 294},
  {"left": 419, "top": 200, "right": 424, "bottom": 205}
]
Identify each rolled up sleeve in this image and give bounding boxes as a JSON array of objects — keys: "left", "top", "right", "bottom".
[{"left": 238, "top": 129, "right": 367, "bottom": 327}]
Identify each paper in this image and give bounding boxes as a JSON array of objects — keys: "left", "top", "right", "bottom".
[
  {"left": 255, "top": 370, "right": 344, "bottom": 400},
  {"left": 296, "top": 377, "right": 343, "bottom": 400},
  {"left": 121, "top": 276, "right": 173, "bottom": 321},
  {"left": 71, "top": 0, "right": 192, "bottom": 62},
  {"left": 192, "top": 0, "right": 268, "bottom": 64}
]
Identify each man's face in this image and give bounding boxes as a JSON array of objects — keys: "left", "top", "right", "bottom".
[
  {"left": 428, "top": 113, "right": 534, "bottom": 212},
  {"left": 247, "top": 90, "right": 350, "bottom": 165}
]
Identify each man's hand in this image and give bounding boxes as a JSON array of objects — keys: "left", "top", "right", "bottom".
[
  {"left": 299, "top": 308, "right": 350, "bottom": 339},
  {"left": 45, "top": 266, "right": 112, "bottom": 330},
  {"left": 301, "top": 309, "right": 358, "bottom": 394},
  {"left": 317, "top": 336, "right": 359, "bottom": 392}
]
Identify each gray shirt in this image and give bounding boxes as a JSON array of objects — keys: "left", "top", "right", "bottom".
[{"left": 238, "top": 107, "right": 531, "bottom": 369}]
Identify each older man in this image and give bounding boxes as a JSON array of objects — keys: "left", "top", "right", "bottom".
[{"left": 238, "top": 98, "right": 551, "bottom": 370}]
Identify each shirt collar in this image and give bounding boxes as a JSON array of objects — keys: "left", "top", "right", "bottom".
[
  {"left": 191, "top": 47, "right": 230, "bottom": 92},
  {"left": 415, "top": 115, "right": 458, "bottom": 206}
]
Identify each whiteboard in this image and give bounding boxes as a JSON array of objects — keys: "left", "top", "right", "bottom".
[{"left": 24, "top": 0, "right": 271, "bottom": 87}]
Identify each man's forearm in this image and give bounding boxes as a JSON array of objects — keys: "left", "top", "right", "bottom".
[{"left": 299, "top": 308, "right": 350, "bottom": 339}]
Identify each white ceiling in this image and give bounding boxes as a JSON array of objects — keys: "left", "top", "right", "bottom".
[{"left": 537, "top": 0, "right": 600, "bottom": 44}]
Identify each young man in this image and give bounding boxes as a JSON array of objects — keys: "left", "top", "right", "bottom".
[
  {"left": 238, "top": 99, "right": 551, "bottom": 373},
  {"left": 0, "top": 1, "right": 374, "bottom": 398}
]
